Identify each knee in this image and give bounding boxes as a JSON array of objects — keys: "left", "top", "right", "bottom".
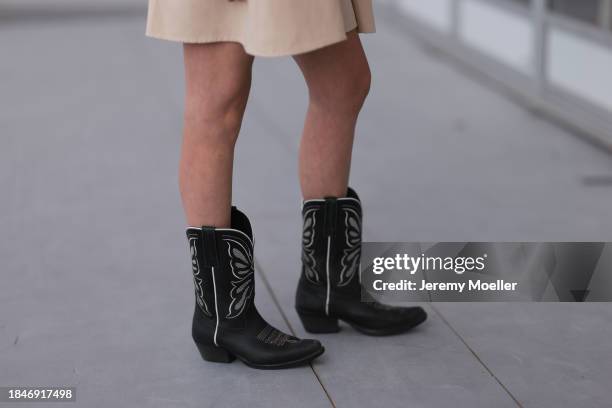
[
  {"left": 184, "top": 77, "right": 251, "bottom": 146},
  {"left": 309, "top": 62, "right": 371, "bottom": 115}
]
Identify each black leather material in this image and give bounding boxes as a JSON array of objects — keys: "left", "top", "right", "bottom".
[
  {"left": 296, "top": 188, "right": 428, "bottom": 335},
  {"left": 187, "top": 207, "right": 324, "bottom": 369}
]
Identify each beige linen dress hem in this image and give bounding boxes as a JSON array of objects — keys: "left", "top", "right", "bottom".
[{"left": 146, "top": 0, "right": 375, "bottom": 57}]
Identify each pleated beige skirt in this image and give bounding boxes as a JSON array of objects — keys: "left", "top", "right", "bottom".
[{"left": 146, "top": 0, "right": 375, "bottom": 57}]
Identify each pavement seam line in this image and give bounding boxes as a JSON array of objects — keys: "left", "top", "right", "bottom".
[
  {"left": 254, "top": 257, "right": 337, "bottom": 408},
  {"left": 249, "top": 87, "right": 337, "bottom": 408},
  {"left": 429, "top": 303, "right": 524, "bottom": 408}
]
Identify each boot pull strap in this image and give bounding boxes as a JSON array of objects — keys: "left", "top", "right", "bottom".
[
  {"left": 200, "top": 227, "right": 219, "bottom": 268},
  {"left": 324, "top": 198, "right": 337, "bottom": 238}
]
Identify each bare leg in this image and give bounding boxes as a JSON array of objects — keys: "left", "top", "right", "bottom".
[
  {"left": 293, "top": 31, "right": 371, "bottom": 200},
  {"left": 180, "top": 43, "right": 253, "bottom": 227}
]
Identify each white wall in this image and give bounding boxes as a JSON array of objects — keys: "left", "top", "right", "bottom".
[
  {"left": 548, "top": 28, "right": 612, "bottom": 113},
  {"left": 459, "top": 0, "right": 533, "bottom": 74}
]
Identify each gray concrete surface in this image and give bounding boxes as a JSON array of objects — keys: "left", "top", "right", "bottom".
[{"left": 1, "top": 3, "right": 612, "bottom": 408}]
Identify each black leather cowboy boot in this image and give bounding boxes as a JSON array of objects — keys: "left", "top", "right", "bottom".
[
  {"left": 186, "top": 207, "right": 324, "bottom": 369},
  {"left": 295, "top": 188, "right": 427, "bottom": 336}
]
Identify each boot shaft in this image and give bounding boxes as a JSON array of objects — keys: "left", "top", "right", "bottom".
[
  {"left": 186, "top": 208, "right": 256, "bottom": 326},
  {"left": 301, "top": 188, "right": 363, "bottom": 294}
]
